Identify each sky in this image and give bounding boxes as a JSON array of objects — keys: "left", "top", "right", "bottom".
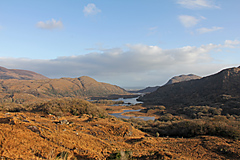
[{"left": 0, "top": 0, "right": 240, "bottom": 89}]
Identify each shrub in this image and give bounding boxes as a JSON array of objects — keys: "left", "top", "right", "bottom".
[
  {"left": 127, "top": 116, "right": 240, "bottom": 139},
  {"left": 182, "top": 106, "right": 222, "bottom": 118},
  {"left": 107, "top": 150, "right": 133, "bottom": 160}
]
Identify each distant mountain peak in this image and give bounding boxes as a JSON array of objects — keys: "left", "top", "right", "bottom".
[
  {"left": 165, "top": 74, "right": 201, "bottom": 85},
  {"left": 78, "top": 76, "right": 97, "bottom": 82},
  {"left": 0, "top": 66, "right": 48, "bottom": 80},
  {"left": 130, "top": 74, "right": 201, "bottom": 93}
]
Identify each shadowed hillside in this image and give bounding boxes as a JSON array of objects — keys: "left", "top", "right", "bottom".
[
  {"left": 0, "top": 76, "right": 130, "bottom": 103},
  {"left": 0, "top": 66, "right": 48, "bottom": 80},
  {"left": 131, "top": 74, "right": 201, "bottom": 93},
  {"left": 139, "top": 66, "right": 240, "bottom": 114},
  {"left": 130, "top": 86, "right": 160, "bottom": 93}
]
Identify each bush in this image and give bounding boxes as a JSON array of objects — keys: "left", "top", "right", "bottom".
[
  {"left": 182, "top": 106, "right": 222, "bottom": 118},
  {"left": 107, "top": 150, "right": 133, "bottom": 160},
  {"left": 91, "top": 99, "right": 124, "bottom": 105},
  {"left": 127, "top": 116, "right": 240, "bottom": 139},
  {"left": 156, "top": 118, "right": 239, "bottom": 139}
]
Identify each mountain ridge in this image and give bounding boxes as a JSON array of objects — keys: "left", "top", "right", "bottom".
[
  {"left": 0, "top": 76, "right": 130, "bottom": 103},
  {"left": 139, "top": 66, "right": 240, "bottom": 115},
  {"left": 131, "top": 74, "right": 202, "bottom": 93},
  {"left": 0, "top": 66, "right": 48, "bottom": 80}
]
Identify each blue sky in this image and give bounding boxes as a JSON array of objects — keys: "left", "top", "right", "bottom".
[{"left": 0, "top": 0, "right": 240, "bottom": 88}]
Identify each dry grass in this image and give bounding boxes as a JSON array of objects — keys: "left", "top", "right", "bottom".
[{"left": 0, "top": 111, "right": 239, "bottom": 159}]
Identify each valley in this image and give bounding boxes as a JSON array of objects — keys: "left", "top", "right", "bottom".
[
  {"left": 0, "top": 66, "right": 239, "bottom": 159},
  {"left": 2, "top": 1, "right": 240, "bottom": 159}
]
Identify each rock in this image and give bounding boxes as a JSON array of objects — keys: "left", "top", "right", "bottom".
[
  {"left": 0, "top": 117, "right": 13, "bottom": 124},
  {"left": 27, "top": 126, "right": 40, "bottom": 134},
  {"left": 21, "top": 115, "right": 26, "bottom": 119},
  {"left": 60, "top": 120, "right": 69, "bottom": 125}
]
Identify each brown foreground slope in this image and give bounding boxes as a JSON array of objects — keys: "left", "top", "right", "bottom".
[
  {"left": 0, "top": 66, "right": 48, "bottom": 80},
  {"left": 0, "top": 76, "right": 129, "bottom": 103},
  {"left": 0, "top": 98, "right": 238, "bottom": 159},
  {"left": 0, "top": 110, "right": 239, "bottom": 160}
]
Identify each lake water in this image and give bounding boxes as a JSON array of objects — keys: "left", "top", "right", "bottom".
[
  {"left": 111, "top": 96, "right": 143, "bottom": 105},
  {"left": 109, "top": 109, "right": 155, "bottom": 121},
  {"left": 110, "top": 97, "right": 155, "bottom": 121}
]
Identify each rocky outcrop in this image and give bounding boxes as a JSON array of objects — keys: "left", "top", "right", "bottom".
[{"left": 165, "top": 74, "right": 202, "bottom": 85}]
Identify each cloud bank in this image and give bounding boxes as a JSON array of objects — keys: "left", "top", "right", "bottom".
[
  {"left": 0, "top": 40, "right": 239, "bottom": 88},
  {"left": 36, "top": 19, "right": 63, "bottom": 30}
]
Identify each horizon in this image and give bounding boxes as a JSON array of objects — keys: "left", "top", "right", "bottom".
[{"left": 0, "top": 0, "right": 240, "bottom": 88}]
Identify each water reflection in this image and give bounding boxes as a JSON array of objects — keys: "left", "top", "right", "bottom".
[{"left": 111, "top": 96, "right": 143, "bottom": 106}]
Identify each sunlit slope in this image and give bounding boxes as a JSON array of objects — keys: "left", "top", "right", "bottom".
[
  {"left": 0, "top": 66, "right": 48, "bottom": 80},
  {"left": 0, "top": 76, "right": 129, "bottom": 102}
]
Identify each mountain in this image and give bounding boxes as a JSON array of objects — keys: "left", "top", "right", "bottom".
[
  {"left": 0, "top": 76, "right": 130, "bottom": 102},
  {"left": 0, "top": 66, "right": 48, "bottom": 80},
  {"left": 129, "top": 86, "right": 160, "bottom": 93},
  {"left": 165, "top": 74, "right": 202, "bottom": 85},
  {"left": 131, "top": 74, "right": 201, "bottom": 93},
  {"left": 139, "top": 66, "right": 240, "bottom": 114}
]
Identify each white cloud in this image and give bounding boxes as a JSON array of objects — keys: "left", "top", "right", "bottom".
[
  {"left": 178, "top": 15, "right": 203, "bottom": 28},
  {"left": 224, "top": 40, "right": 240, "bottom": 48},
  {"left": 83, "top": 3, "right": 101, "bottom": 16},
  {"left": 36, "top": 19, "right": 63, "bottom": 30},
  {"left": 197, "top": 26, "right": 223, "bottom": 34},
  {"left": 0, "top": 41, "right": 237, "bottom": 88},
  {"left": 177, "top": 0, "right": 220, "bottom": 9}
]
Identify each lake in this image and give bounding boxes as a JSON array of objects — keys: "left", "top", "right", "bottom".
[
  {"left": 111, "top": 96, "right": 143, "bottom": 106},
  {"left": 110, "top": 97, "right": 155, "bottom": 121},
  {"left": 109, "top": 109, "right": 155, "bottom": 121}
]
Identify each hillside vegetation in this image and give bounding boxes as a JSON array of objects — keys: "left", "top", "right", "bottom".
[{"left": 0, "top": 105, "right": 239, "bottom": 159}]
